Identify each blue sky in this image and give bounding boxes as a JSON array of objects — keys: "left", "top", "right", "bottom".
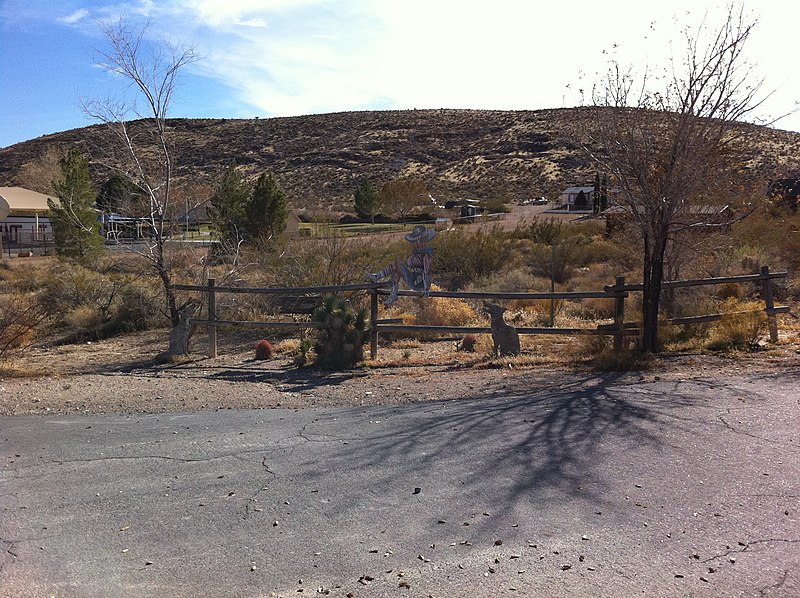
[{"left": 1, "top": 0, "right": 798, "bottom": 148}]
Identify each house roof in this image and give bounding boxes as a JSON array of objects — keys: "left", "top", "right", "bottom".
[
  {"left": 0, "top": 186, "right": 59, "bottom": 219},
  {"left": 561, "top": 186, "right": 595, "bottom": 194}
]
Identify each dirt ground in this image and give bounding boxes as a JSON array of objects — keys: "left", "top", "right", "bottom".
[{"left": 2, "top": 327, "right": 800, "bottom": 417}]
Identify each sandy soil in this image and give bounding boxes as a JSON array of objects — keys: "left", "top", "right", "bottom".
[{"left": 2, "top": 328, "right": 799, "bottom": 417}]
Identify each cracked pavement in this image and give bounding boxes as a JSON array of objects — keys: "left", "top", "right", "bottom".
[{"left": 1, "top": 370, "right": 799, "bottom": 597}]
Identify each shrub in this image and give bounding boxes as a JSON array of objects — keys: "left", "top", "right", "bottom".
[
  {"left": 410, "top": 286, "right": 477, "bottom": 336},
  {"left": 434, "top": 226, "right": 515, "bottom": 290},
  {"left": 707, "top": 298, "right": 768, "bottom": 351},
  {"left": 63, "top": 305, "right": 106, "bottom": 340},
  {"left": 482, "top": 197, "right": 511, "bottom": 214},
  {"left": 111, "top": 281, "right": 166, "bottom": 333},
  {"left": 254, "top": 339, "right": 274, "bottom": 360},
  {"left": 573, "top": 334, "right": 651, "bottom": 371},
  {"left": 257, "top": 234, "right": 403, "bottom": 288},
  {"left": 0, "top": 291, "right": 47, "bottom": 362},
  {"left": 716, "top": 282, "right": 742, "bottom": 300},
  {"left": 312, "top": 295, "right": 370, "bottom": 369},
  {"left": 512, "top": 218, "right": 567, "bottom": 245}
]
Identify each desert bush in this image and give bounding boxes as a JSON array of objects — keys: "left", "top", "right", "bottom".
[
  {"left": 312, "top": 295, "right": 370, "bottom": 369},
  {"left": 716, "top": 282, "right": 742, "bottom": 300},
  {"left": 572, "top": 333, "right": 651, "bottom": 371},
  {"left": 482, "top": 197, "right": 511, "bottom": 214},
  {"left": 471, "top": 267, "right": 541, "bottom": 294},
  {"left": 63, "top": 305, "right": 106, "bottom": 340},
  {"left": 434, "top": 226, "right": 515, "bottom": 290},
  {"left": 512, "top": 218, "right": 567, "bottom": 245},
  {"left": 711, "top": 244, "right": 768, "bottom": 277},
  {"left": 0, "top": 291, "right": 48, "bottom": 362},
  {"left": 707, "top": 298, "right": 768, "bottom": 351},
  {"left": 110, "top": 281, "right": 166, "bottom": 333},
  {"left": 0, "top": 261, "right": 13, "bottom": 281},
  {"left": 257, "top": 234, "right": 402, "bottom": 288},
  {"left": 410, "top": 286, "right": 477, "bottom": 331},
  {"left": 527, "top": 237, "right": 594, "bottom": 284},
  {"left": 35, "top": 261, "right": 167, "bottom": 340},
  {"left": 38, "top": 263, "right": 119, "bottom": 318}
]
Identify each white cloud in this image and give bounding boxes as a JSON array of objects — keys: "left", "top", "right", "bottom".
[
  {"left": 58, "top": 0, "right": 800, "bottom": 130},
  {"left": 58, "top": 9, "right": 90, "bottom": 25}
]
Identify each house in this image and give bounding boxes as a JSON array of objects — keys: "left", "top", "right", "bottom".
[
  {"left": 0, "top": 186, "right": 59, "bottom": 252},
  {"left": 556, "top": 186, "right": 595, "bottom": 211},
  {"left": 286, "top": 212, "right": 301, "bottom": 236}
]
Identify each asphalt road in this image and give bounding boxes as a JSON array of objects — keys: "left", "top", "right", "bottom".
[{"left": 2, "top": 370, "right": 799, "bottom": 597}]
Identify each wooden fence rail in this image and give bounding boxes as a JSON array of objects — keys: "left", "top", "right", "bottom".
[{"left": 174, "top": 266, "right": 788, "bottom": 359}]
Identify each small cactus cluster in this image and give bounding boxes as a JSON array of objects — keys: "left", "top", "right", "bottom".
[{"left": 254, "top": 339, "right": 274, "bottom": 360}]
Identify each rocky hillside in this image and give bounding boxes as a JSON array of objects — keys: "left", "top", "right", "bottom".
[{"left": 1, "top": 108, "right": 798, "bottom": 213}]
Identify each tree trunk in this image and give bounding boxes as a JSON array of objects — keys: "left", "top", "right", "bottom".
[{"left": 640, "top": 234, "right": 667, "bottom": 353}]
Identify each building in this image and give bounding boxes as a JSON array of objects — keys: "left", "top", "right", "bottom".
[
  {"left": 443, "top": 198, "right": 484, "bottom": 222},
  {"left": 0, "top": 187, "right": 59, "bottom": 254},
  {"left": 556, "top": 186, "right": 595, "bottom": 211}
]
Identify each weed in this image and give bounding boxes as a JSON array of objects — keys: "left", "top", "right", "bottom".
[{"left": 707, "top": 298, "right": 768, "bottom": 351}]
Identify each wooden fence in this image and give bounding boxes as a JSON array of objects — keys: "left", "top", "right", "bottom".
[{"left": 175, "top": 265, "right": 788, "bottom": 359}]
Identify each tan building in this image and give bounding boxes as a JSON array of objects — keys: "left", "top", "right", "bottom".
[
  {"left": 0, "top": 186, "right": 58, "bottom": 218},
  {"left": 0, "top": 186, "right": 59, "bottom": 252}
]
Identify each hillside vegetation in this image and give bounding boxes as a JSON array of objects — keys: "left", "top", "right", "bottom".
[{"left": 2, "top": 108, "right": 799, "bottom": 212}]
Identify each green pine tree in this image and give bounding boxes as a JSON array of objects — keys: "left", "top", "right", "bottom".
[
  {"left": 245, "top": 172, "right": 288, "bottom": 244},
  {"left": 97, "top": 174, "right": 143, "bottom": 215},
  {"left": 49, "top": 148, "right": 103, "bottom": 259},
  {"left": 208, "top": 163, "right": 251, "bottom": 249}
]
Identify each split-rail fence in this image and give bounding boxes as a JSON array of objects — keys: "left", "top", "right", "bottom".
[{"left": 175, "top": 266, "right": 788, "bottom": 359}]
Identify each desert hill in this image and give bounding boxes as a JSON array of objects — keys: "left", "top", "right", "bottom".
[{"left": 1, "top": 108, "right": 798, "bottom": 212}]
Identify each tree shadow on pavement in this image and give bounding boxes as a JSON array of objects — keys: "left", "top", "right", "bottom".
[{"left": 297, "top": 372, "right": 717, "bottom": 532}]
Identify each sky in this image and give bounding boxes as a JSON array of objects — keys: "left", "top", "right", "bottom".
[{"left": 1, "top": 0, "right": 798, "bottom": 149}]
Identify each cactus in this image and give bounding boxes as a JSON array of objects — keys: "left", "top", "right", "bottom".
[
  {"left": 312, "top": 295, "right": 370, "bottom": 369},
  {"left": 254, "top": 339, "right": 274, "bottom": 360}
]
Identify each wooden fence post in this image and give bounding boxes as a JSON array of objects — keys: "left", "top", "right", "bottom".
[
  {"left": 370, "top": 288, "right": 379, "bottom": 359},
  {"left": 613, "top": 276, "right": 626, "bottom": 352},
  {"left": 207, "top": 277, "right": 218, "bottom": 358},
  {"left": 760, "top": 265, "right": 779, "bottom": 342}
]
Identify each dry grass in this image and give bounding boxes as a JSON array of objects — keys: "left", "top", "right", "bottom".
[{"left": 707, "top": 299, "right": 769, "bottom": 352}]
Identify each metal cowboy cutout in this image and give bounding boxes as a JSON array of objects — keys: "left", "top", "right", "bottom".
[{"left": 368, "top": 224, "right": 436, "bottom": 306}]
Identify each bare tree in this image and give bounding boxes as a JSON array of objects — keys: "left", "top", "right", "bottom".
[
  {"left": 379, "top": 178, "right": 428, "bottom": 224},
  {"left": 585, "top": 4, "right": 768, "bottom": 352},
  {"left": 83, "top": 19, "right": 200, "bottom": 328}
]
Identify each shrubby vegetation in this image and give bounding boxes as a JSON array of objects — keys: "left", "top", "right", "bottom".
[{"left": 5, "top": 196, "right": 797, "bottom": 368}]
